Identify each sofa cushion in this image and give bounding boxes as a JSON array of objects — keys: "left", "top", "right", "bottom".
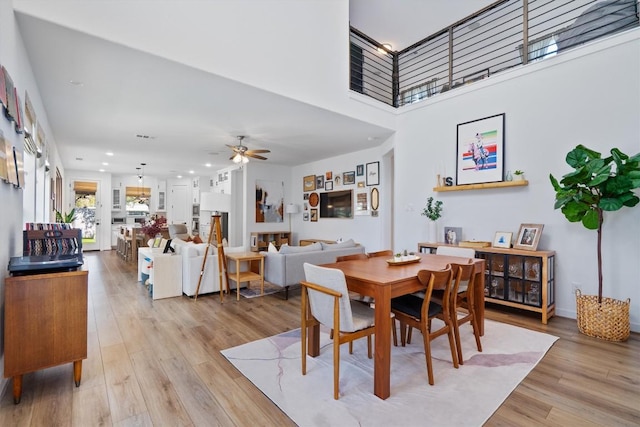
[
  {"left": 321, "top": 239, "right": 356, "bottom": 250},
  {"left": 279, "top": 242, "right": 322, "bottom": 254},
  {"left": 268, "top": 242, "right": 279, "bottom": 253}
]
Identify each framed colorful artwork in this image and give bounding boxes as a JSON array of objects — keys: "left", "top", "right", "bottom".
[
  {"left": 343, "top": 171, "right": 355, "bottom": 185},
  {"left": 456, "top": 113, "right": 505, "bottom": 185},
  {"left": 493, "top": 231, "right": 513, "bottom": 248}
]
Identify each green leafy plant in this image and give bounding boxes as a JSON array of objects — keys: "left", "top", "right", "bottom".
[
  {"left": 421, "top": 197, "right": 443, "bottom": 221},
  {"left": 549, "top": 144, "right": 640, "bottom": 302},
  {"left": 54, "top": 208, "right": 76, "bottom": 223},
  {"left": 514, "top": 170, "right": 524, "bottom": 175}
]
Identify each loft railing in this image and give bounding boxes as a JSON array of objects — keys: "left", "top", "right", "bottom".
[{"left": 350, "top": 0, "right": 639, "bottom": 108}]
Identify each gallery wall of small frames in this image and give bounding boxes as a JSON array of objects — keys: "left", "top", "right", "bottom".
[
  {"left": 0, "top": 60, "right": 47, "bottom": 190},
  {"left": 302, "top": 161, "right": 380, "bottom": 221}
]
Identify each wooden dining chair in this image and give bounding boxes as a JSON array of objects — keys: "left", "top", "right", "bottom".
[
  {"left": 449, "top": 262, "right": 482, "bottom": 364},
  {"left": 301, "top": 263, "right": 375, "bottom": 399},
  {"left": 391, "top": 266, "right": 459, "bottom": 385}
]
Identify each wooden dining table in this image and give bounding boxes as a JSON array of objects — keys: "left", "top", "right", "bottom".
[{"left": 315, "top": 253, "right": 485, "bottom": 400}]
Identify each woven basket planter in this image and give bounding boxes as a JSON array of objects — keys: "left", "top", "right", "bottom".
[{"left": 576, "top": 289, "right": 630, "bottom": 342}]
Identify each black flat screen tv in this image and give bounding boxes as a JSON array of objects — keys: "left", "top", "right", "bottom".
[{"left": 320, "top": 190, "right": 353, "bottom": 218}]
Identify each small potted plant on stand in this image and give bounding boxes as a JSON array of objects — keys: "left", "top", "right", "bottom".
[
  {"left": 421, "top": 197, "right": 443, "bottom": 243},
  {"left": 550, "top": 144, "right": 640, "bottom": 341},
  {"left": 513, "top": 170, "right": 525, "bottom": 181}
]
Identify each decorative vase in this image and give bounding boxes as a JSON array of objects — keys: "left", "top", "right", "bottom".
[
  {"left": 428, "top": 221, "right": 438, "bottom": 243},
  {"left": 505, "top": 170, "right": 513, "bottom": 181}
]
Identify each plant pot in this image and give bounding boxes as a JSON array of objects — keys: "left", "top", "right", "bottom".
[
  {"left": 513, "top": 174, "right": 524, "bottom": 181},
  {"left": 575, "top": 289, "right": 630, "bottom": 341},
  {"left": 428, "top": 221, "right": 437, "bottom": 243}
]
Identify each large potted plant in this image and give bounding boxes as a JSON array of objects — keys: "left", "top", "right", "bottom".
[{"left": 550, "top": 144, "right": 640, "bottom": 341}]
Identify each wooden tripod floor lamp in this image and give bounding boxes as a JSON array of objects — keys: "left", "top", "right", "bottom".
[{"left": 194, "top": 214, "right": 228, "bottom": 302}]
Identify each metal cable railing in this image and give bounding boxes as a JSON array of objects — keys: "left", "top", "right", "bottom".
[{"left": 350, "top": 0, "right": 639, "bottom": 107}]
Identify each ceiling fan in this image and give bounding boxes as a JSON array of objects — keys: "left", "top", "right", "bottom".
[{"left": 226, "top": 135, "right": 270, "bottom": 163}]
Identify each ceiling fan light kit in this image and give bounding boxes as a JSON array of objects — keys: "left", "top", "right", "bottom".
[{"left": 227, "top": 135, "right": 270, "bottom": 164}]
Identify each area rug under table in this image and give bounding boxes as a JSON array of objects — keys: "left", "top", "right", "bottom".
[
  {"left": 221, "top": 319, "right": 558, "bottom": 427},
  {"left": 238, "top": 281, "right": 284, "bottom": 299}
]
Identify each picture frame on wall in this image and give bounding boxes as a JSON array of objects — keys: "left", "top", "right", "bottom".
[
  {"left": 343, "top": 171, "right": 355, "bottom": 185},
  {"left": 325, "top": 181, "right": 333, "bottom": 191},
  {"left": 356, "top": 164, "right": 364, "bottom": 176},
  {"left": 355, "top": 191, "right": 369, "bottom": 215},
  {"left": 514, "top": 223, "right": 543, "bottom": 251},
  {"left": 456, "top": 113, "right": 505, "bottom": 185},
  {"left": 310, "top": 209, "right": 318, "bottom": 222},
  {"left": 492, "top": 231, "right": 513, "bottom": 248},
  {"left": 303, "top": 175, "right": 316, "bottom": 192},
  {"left": 303, "top": 212, "right": 309, "bottom": 221},
  {"left": 316, "top": 175, "right": 324, "bottom": 189},
  {"left": 366, "top": 161, "right": 380, "bottom": 186}
]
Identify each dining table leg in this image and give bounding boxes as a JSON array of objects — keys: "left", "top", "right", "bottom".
[
  {"left": 474, "top": 264, "right": 485, "bottom": 336},
  {"left": 373, "top": 285, "right": 392, "bottom": 400}
]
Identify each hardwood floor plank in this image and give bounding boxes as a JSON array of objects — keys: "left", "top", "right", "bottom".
[
  {"left": 72, "top": 383, "right": 112, "bottom": 426},
  {"left": 101, "top": 343, "right": 148, "bottom": 423},
  {"left": 128, "top": 350, "right": 193, "bottom": 426}
]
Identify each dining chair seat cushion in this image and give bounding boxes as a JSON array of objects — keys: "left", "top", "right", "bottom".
[
  {"left": 348, "top": 301, "right": 376, "bottom": 331},
  {"left": 391, "top": 294, "right": 443, "bottom": 319}
]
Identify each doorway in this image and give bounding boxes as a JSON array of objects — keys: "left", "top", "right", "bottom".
[{"left": 73, "top": 180, "right": 100, "bottom": 251}]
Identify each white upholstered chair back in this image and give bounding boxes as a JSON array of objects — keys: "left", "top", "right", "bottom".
[{"left": 302, "top": 263, "right": 357, "bottom": 332}]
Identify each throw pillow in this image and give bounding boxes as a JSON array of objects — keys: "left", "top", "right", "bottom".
[
  {"left": 268, "top": 242, "right": 279, "bottom": 253},
  {"left": 192, "top": 235, "right": 203, "bottom": 244},
  {"left": 321, "top": 238, "right": 356, "bottom": 250}
]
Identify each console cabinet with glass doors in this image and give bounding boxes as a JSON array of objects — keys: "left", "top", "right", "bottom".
[{"left": 417, "top": 243, "right": 555, "bottom": 324}]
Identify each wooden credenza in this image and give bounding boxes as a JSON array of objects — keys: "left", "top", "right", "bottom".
[
  {"left": 4, "top": 270, "right": 88, "bottom": 403},
  {"left": 418, "top": 242, "right": 555, "bottom": 324}
]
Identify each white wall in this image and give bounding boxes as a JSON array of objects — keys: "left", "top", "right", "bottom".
[
  {"left": 0, "top": 0, "right": 66, "bottom": 397},
  {"left": 291, "top": 144, "right": 393, "bottom": 252},
  {"left": 393, "top": 30, "right": 640, "bottom": 331}
]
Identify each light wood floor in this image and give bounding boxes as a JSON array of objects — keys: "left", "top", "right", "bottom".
[{"left": 1, "top": 251, "right": 638, "bottom": 426}]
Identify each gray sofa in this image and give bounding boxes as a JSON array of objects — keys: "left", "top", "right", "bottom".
[{"left": 263, "top": 239, "right": 365, "bottom": 299}]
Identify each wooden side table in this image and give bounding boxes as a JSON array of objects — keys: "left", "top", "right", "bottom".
[{"left": 226, "top": 252, "right": 265, "bottom": 300}]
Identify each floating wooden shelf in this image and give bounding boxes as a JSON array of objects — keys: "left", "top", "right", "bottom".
[{"left": 433, "top": 180, "right": 528, "bottom": 192}]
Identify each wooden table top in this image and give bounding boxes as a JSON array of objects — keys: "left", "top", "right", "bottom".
[{"left": 322, "top": 253, "right": 483, "bottom": 285}]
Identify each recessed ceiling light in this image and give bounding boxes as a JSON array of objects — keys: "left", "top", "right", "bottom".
[
  {"left": 106, "top": 152, "right": 114, "bottom": 156},
  {"left": 205, "top": 163, "right": 212, "bottom": 168},
  {"left": 99, "top": 169, "right": 105, "bottom": 172},
  {"left": 102, "top": 162, "right": 109, "bottom": 166},
  {"left": 69, "top": 80, "right": 84, "bottom": 86},
  {"left": 177, "top": 175, "right": 182, "bottom": 179},
  {"left": 189, "top": 170, "right": 194, "bottom": 174}
]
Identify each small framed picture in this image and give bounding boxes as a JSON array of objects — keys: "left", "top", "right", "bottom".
[
  {"left": 356, "top": 164, "right": 364, "bottom": 176},
  {"left": 303, "top": 175, "right": 316, "bottom": 192},
  {"left": 325, "top": 171, "right": 332, "bottom": 180},
  {"left": 325, "top": 181, "right": 333, "bottom": 191},
  {"left": 310, "top": 209, "right": 318, "bottom": 222},
  {"left": 514, "top": 224, "right": 543, "bottom": 251},
  {"left": 357, "top": 181, "right": 365, "bottom": 188},
  {"left": 443, "top": 227, "right": 462, "bottom": 245},
  {"left": 316, "top": 175, "right": 324, "bottom": 189},
  {"left": 493, "top": 231, "right": 513, "bottom": 248},
  {"left": 343, "top": 171, "right": 355, "bottom": 185},
  {"left": 303, "top": 212, "right": 309, "bottom": 221},
  {"left": 303, "top": 193, "right": 309, "bottom": 200}
]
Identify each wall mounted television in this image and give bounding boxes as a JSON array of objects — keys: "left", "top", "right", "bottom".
[{"left": 320, "top": 190, "right": 353, "bottom": 218}]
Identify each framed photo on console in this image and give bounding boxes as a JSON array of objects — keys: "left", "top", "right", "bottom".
[
  {"left": 493, "top": 231, "right": 512, "bottom": 248},
  {"left": 514, "top": 224, "right": 543, "bottom": 251}
]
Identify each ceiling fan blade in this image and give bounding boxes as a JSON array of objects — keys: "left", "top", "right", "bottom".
[
  {"left": 245, "top": 149, "right": 270, "bottom": 154},
  {"left": 246, "top": 153, "right": 268, "bottom": 160}
]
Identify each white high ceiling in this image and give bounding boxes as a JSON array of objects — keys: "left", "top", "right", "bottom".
[{"left": 15, "top": 1, "right": 494, "bottom": 178}]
